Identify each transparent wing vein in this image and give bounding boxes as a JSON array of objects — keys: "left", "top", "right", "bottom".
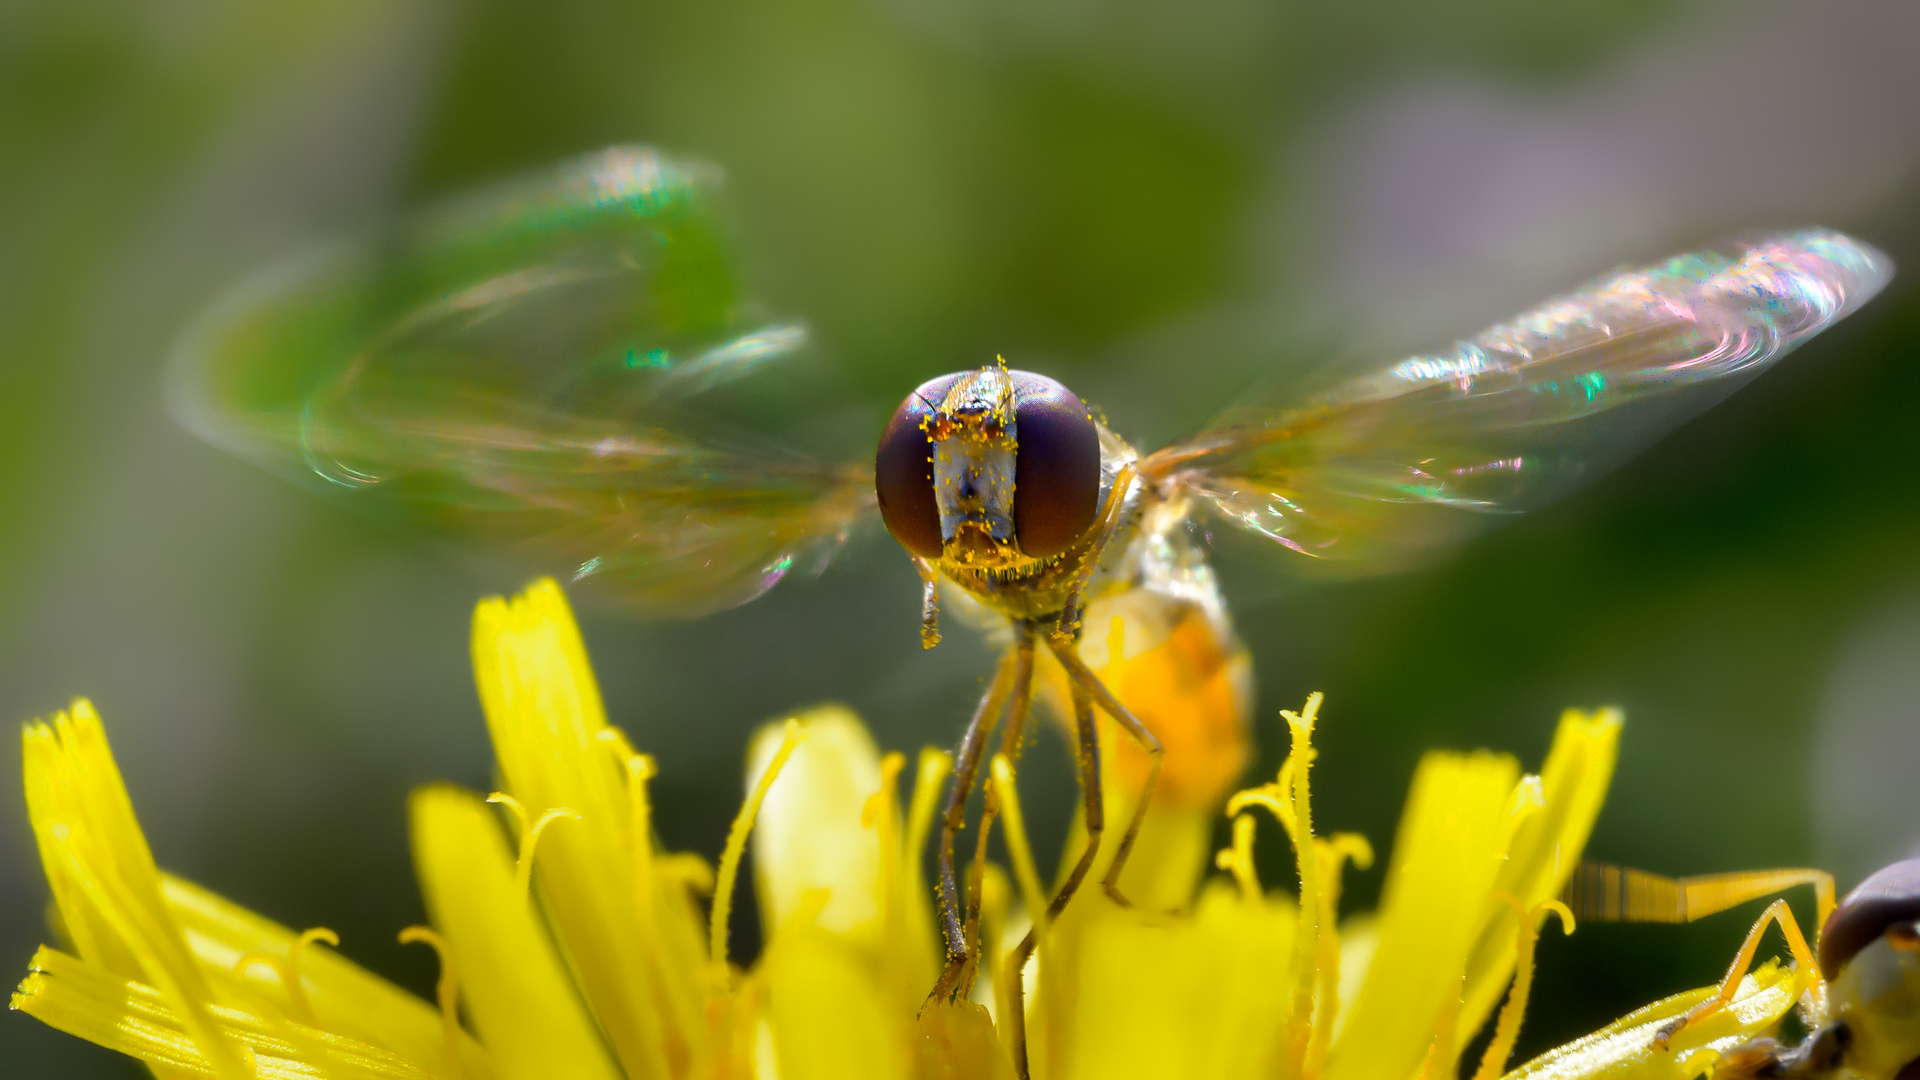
[{"left": 1148, "top": 230, "right": 1892, "bottom": 575}]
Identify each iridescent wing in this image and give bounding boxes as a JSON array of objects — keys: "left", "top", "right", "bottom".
[
  {"left": 172, "top": 147, "right": 876, "bottom": 616},
  {"left": 1141, "top": 231, "right": 1892, "bottom": 576}
]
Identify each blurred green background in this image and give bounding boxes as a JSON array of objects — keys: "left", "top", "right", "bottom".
[{"left": 6, "top": 0, "right": 1920, "bottom": 1074}]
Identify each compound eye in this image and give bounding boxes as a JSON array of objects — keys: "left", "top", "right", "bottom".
[
  {"left": 1010, "top": 371, "right": 1100, "bottom": 559},
  {"left": 876, "top": 374, "right": 961, "bottom": 558},
  {"left": 1819, "top": 858, "right": 1920, "bottom": 979}
]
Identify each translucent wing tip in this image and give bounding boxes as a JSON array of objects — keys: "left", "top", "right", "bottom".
[{"left": 1734, "top": 228, "right": 1895, "bottom": 327}]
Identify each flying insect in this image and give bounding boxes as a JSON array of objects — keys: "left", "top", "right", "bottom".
[
  {"left": 1554, "top": 858, "right": 1920, "bottom": 1079},
  {"left": 172, "top": 146, "right": 1894, "bottom": 1012}
]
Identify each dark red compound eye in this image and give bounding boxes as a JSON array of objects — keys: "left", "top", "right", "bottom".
[
  {"left": 1819, "top": 858, "right": 1920, "bottom": 980},
  {"left": 875, "top": 373, "right": 962, "bottom": 558},
  {"left": 1009, "top": 371, "right": 1100, "bottom": 559}
]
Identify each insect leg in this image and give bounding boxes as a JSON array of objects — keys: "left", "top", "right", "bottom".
[
  {"left": 1004, "top": 675, "right": 1102, "bottom": 1080},
  {"left": 928, "top": 636, "right": 1023, "bottom": 1004},
  {"left": 1563, "top": 862, "right": 1835, "bottom": 933},
  {"left": 914, "top": 556, "right": 941, "bottom": 649},
  {"left": 1050, "top": 461, "right": 1141, "bottom": 644},
  {"left": 955, "top": 624, "right": 1037, "bottom": 998},
  {"left": 994, "top": 623, "right": 1037, "bottom": 767},
  {"left": 1047, "top": 636, "right": 1163, "bottom": 908},
  {"left": 1654, "top": 898, "right": 1820, "bottom": 1049}
]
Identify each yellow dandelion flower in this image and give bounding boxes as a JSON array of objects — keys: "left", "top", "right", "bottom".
[{"left": 11, "top": 579, "right": 1815, "bottom": 1080}]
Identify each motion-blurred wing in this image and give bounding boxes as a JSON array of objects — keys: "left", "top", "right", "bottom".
[
  {"left": 1143, "top": 231, "right": 1891, "bottom": 575},
  {"left": 173, "top": 147, "right": 875, "bottom": 616}
]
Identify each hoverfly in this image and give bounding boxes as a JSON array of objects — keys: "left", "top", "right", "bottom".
[
  {"left": 172, "top": 146, "right": 1893, "bottom": 1009},
  {"left": 1555, "top": 858, "right": 1920, "bottom": 1079}
]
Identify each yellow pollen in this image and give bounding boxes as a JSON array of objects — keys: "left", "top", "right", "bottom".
[
  {"left": 398, "top": 925, "right": 462, "bottom": 1080},
  {"left": 1469, "top": 896, "right": 1574, "bottom": 1080},
  {"left": 486, "top": 792, "right": 582, "bottom": 901},
  {"left": 711, "top": 718, "right": 803, "bottom": 992}
]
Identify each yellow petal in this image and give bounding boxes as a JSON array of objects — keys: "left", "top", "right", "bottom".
[
  {"left": 14, "top": 945, "right": 441, "bottom": 1079},
  {"left": 1326, "top": 750, "right": 1522, "bottom": 1080},
  {"left": 1462, "top": 709, "right": 1621, "bottom": 1035},
  {"left": 748, "top": 706, "right": 884, "bottom": 940},
  {"left": 161, "top": 873, "right": 493, "bottom": 1079},
  {"left": 1331, "top": 915, "right": 1377, "bottom": 1043},
  {"left": 471, "top": 580, "right": 691, "bottom": 1078},
  {"left": 1047, "top": 880, "right": 1295, "bottom": 1080},
  {"left": 1500, "top": 964, "right": 1802, "bottom": 1080},
  {"left": 410, "top": 783, "right": 625, "bottom": 1080},
  {"left": 914, "top": 1002, "right": 1014, "bottom": 1080},
  {"left": 21, "top": 700, "right": 252, "bottom": 1079},
  {"left": 759, "top": 931, "right": 909, "bottom": 1080},
  {"left": 886, "top": 748, "right": 948, "bottom": 1008}
]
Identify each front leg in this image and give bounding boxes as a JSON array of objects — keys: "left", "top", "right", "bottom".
[
  {"left": 1003, "top": 670, "right": 1105, "bottom": 1080},
  {"left": 914, "top": 556, "right": 941, "bottom": 649},
  {"left": 927, "top": 625, "right": 1030, "bottom": 1004}
]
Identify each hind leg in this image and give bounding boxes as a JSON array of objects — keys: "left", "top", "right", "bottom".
[{"left": 1654, "top": 899, "right": 1819, "bottom": 1049}]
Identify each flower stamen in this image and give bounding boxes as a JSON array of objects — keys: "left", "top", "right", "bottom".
[
  {"left": 1470, "top": 896, "right": 1574, "bottom": 1080},
  {"left": 1305, "top": 833, "right": 1374, "bottom": 1080},
  {"left": 485, "top": 792, "right": 583, "bottom": 901},
  {"left": 1283, "top": 693, "right": 1324, "bottom": 1074},
  {"left": 595, "top": 726, "right": 660, "bottom": 924},
  {"left": 711, "top": 718, "right": 803, "bottom": 992},
  {"left": 1215, "top": 813, "right": 1262, "bottom": 903},
  {"left": 231, "top": 926, "right": 338, "bottom": 1025},
  {"left": 1222, "top": 695, "right": 1329, "bottom": 1077},
  {"left": 661, "top": 852, "right": 716, "bottom": 895},
  {"left": 398, "top": 925, "right": 461, "bottom": 1080},
  {"left": 284, "top": 926, "right": 337, "bottom": 1024}
]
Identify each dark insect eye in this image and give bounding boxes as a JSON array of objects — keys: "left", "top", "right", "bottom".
[
  {"left": 1010, "top": 371, "right": 1100, "bottom": 558},
  {"left": 876, "top": 374, "right": 961, "bottom": 558},
  {"left": 1819, "top": 858, "right": 1920, "bottom": 979}
]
